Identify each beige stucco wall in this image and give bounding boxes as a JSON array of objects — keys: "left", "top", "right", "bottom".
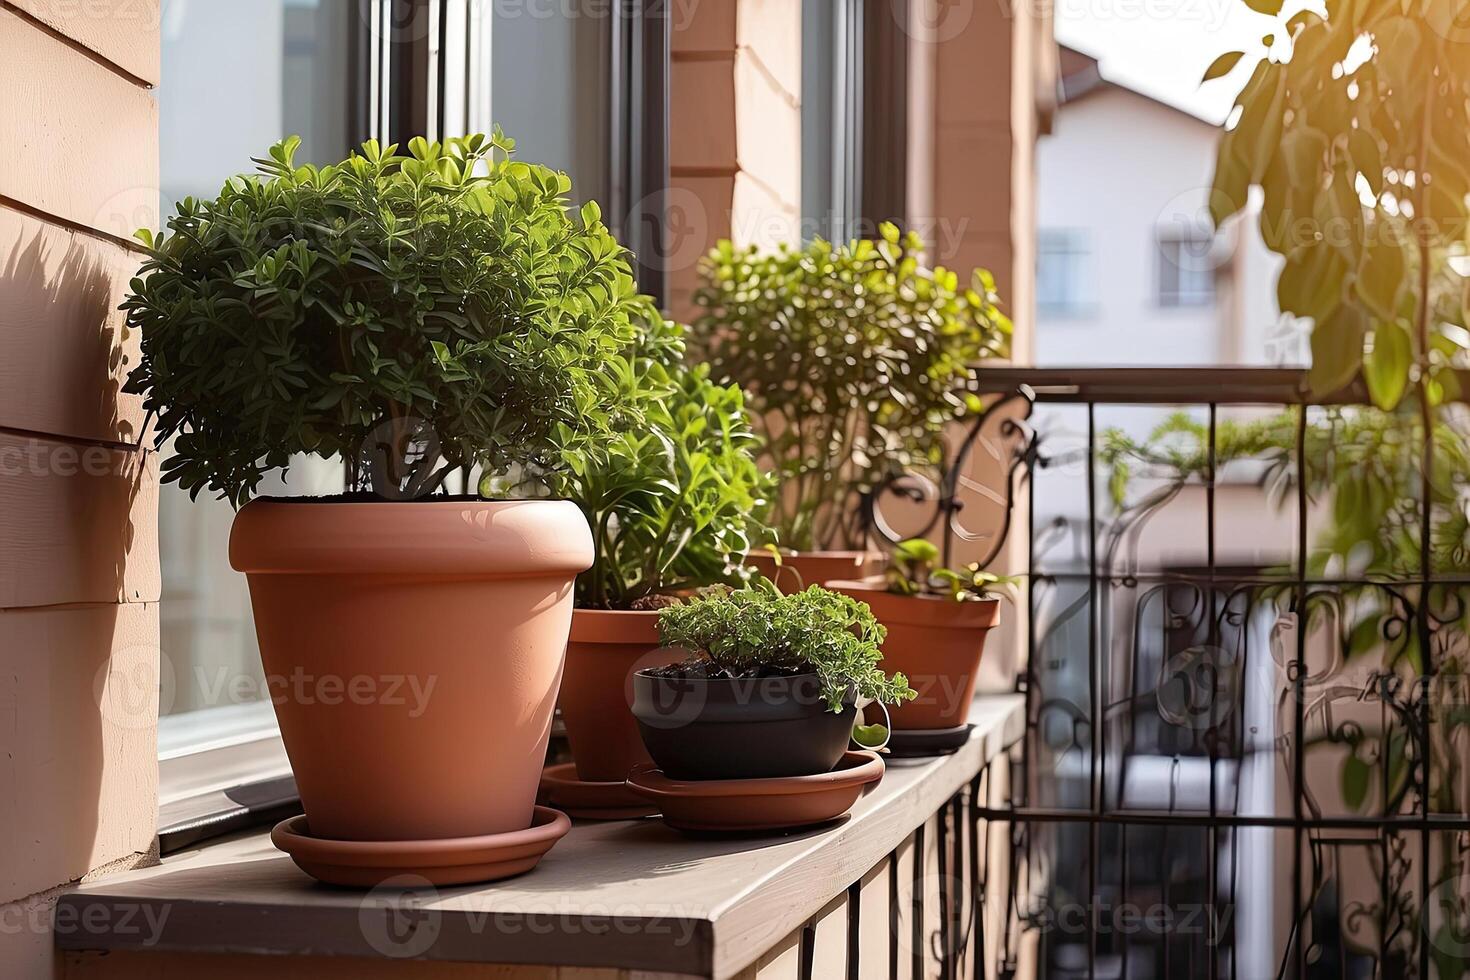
[
  {"left": 907, "top": 0, "right": 1054, "bottom": 687},
  {"left": 0, "top": 3, "right": 162, "bottom": 976},
  {"left": 667, "top": 0, "right": 802, "bottom": 323}
]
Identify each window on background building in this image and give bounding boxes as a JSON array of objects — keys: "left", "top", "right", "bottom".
[
  {"left": 1037, "top": 229, "right": 1094, "bottom": 317},
  {"left": 1157, "top": 227, "right": 1217, "bottom": 308},
  {"left": 155, "top": 0, "right": 360, "bottom": 760}
]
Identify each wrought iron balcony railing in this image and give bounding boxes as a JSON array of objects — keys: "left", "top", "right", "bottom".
[{"left": 873, "top": 366, "right": 1470, "bottom": 980}]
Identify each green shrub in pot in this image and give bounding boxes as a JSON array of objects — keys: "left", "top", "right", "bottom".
[
  {"left": 543, "top": 319, "right": 773, "bottom": 787},
  {"left": 126, "top": 131, "right": 654, "bottom": 503},
  {"left": 553, "top": 318, "right": 769, "bottom": 611},
  {"left": 690, "top": 223, "right": 1012, "bottom": 571},
  {"left": 629, "top": 583, "right": 916, "bottom": 780},
  {"left": 122, "top": 132, "right": 653, "bottom": 883}
]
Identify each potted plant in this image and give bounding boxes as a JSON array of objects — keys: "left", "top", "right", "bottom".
[
  {"left": 690, "top": 223, "right": 1011, "bottom": 589},
  {"left": 628, "top": 583, "right": 915, "bottom": 780},
  {"left": 546, "top": 319, "right": 769, "bottom": 796},
  {"left": 123, "top": 133, "right": 655, "bottom": 870},
  {"left": 829, "top": 538, "right": 1010, "bottom": 733}
]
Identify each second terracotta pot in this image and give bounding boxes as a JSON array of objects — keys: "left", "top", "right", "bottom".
[
  {"left": 745, "top": 549, "right": 886, "bottom": 591},
  {"left": 559, "top": 608, "right": 667, "bottom": 782},
  {"left": 230, "top": 498, "right": 591, "bottom": 843},
  {"left": 828, "top": 580, "right": 1000, "bottom": 731}
]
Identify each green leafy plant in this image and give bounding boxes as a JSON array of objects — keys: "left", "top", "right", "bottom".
[
  {"left": 655, "top": 582, "right": 916, "bottom": 711},
  {"left": 1207, "top": 4, "right": 1469, "bottom": 410},
  {"left": 885, "top": 538, "right": 1014, "bottom": 601},
  {"left": 690, "top": 223, "right": 1012, "bottom": 552},
  {"left": 123, "top": 131, "right": 656, "bottom": 504},
  {"left": 1099, "top": 409, "right": 1470, "bottom": 596},
  {"left": 552, "top": 319, "right": 771, "bottom": 609}
]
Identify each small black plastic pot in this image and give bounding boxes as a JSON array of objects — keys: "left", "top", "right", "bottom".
[{"left": 630, "top": 670, "right": 856, "bottom": 780}]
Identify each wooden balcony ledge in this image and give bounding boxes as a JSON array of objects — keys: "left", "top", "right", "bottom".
[{"left": 58, "top": 694, "right": 1024, "bottom": 980}]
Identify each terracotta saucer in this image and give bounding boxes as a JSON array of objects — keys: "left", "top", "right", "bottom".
[
  {"left": 886, "top": 724, "right": 974, "bottom": 759},
  {"left": 271, "top": 806, "right": 571, "bottom": 887},
  {"left": 539, "top": 762, "right": 660, "bottom": 820},
  {"left": 625, "top": 750, "right": 884, "bottom": 833}
]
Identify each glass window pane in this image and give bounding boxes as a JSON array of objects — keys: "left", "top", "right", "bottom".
[
  {"left": 156, "top": 0, "right": 357, "bottom": 723},
  {"left": 1038, "top": 229, "right": 1091, "bottom": 316},
  {"left": 489, "top": 5, "right": 606, "bottom": 201},
  {"left": 1157, "top": 229, "right": 1216, "bottom": 308}
]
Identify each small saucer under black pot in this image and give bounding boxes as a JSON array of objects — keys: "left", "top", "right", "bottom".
[
  {"left": 885, "top": 724, "right": 974, "bottom": 758},
  {"left": 625, "top": 750, "right": 884, "bottom": 833}
]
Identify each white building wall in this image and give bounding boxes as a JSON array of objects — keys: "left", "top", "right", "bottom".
[{"left": 1036, "top": 85, "right": 1293, "bottom": 367}]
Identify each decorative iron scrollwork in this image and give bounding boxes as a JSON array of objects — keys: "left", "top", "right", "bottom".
[{"left": 862, "top": 384, "right": 1038, "bottom": 570}]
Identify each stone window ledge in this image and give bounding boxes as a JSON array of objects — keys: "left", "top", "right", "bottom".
[{"left": 58, "top": 695, "right": 1024, "bottom": 979}]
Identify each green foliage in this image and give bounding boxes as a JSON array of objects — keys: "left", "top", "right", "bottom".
[
  {"left": 552, "top": 320, "right": 771, "bottom": 609},
  {"left": 1208, "top": 3, "right": 1470, "bottom": 408},
  {"left": 1099, "top": 407, "right": 1470, "bottom": 587},
  {"left": 123, "top": 132, "right": 656, "bottom": 504},
  {"left": 690, "top": 224, "right": 1012, "bottom": 551},
  {"left": 884, "top": 537, "right": 1014, "bottom": 600},
  {"left": 655, "top": 582, "right": 916, "bottom": 711}
]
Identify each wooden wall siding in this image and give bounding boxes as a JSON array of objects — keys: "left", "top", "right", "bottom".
[
  {"left": 0, "top": 3, "right": 158, "bottom": 242},
  {"left": 1, "top": 602, "right": 159, "bottom": 902},
  {"left": 0, "top": 432, "right": 159, "bottom": 608},
  {"left": 4, "top": 0, "right": 161, "bottom": 85},
  {"left": 0, "top": 0, "right": 159, "bottom": 975},
  {"left": 0, "top": 205, "right": 146, "bottom": 445}
]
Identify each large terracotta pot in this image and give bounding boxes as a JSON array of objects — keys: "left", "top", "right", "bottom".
[
  {"left": 745, "top": 550, "right": 886, "bottom": 591},
  {"left": 230, "top": 498, "right": 592, "bottom": 842},
  {"left": 828, "top": 580, "right": 1000, "bottom": 731},
  {"left": 560, "top": 608, "right": 665, "bottom": 782}
]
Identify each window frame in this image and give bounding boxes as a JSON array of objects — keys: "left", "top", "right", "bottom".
[
  {"left": 155, "top": 0, "right": 668, "bottom": 841},
  {"left": 1155, "top": 226, "right": 1218, "bottom": 309},
  {"left": 1036, "top": 227, "right": 1096, "bottom": 319},
  {"left": 156, "top": 0, "right": 445, "bottom": 825}
]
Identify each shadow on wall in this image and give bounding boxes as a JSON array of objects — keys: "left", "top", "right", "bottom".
[{"left": 0, "top": 221, "right": 156, "bottom": 977}]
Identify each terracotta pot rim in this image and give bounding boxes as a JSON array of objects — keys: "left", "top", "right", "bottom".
[
  {"left": 626, "top": 750, "right": 883, "bottom": 799},
  {"left": 271, "top": 805, "right": 571, "bottom": 863},
  {"left": 829, "top": 579, "right": 1002, "bottom": 628},
  {"left": 573, "top": 607, "right": 663, "bottom": 616},
  {"left": 747, "top": 548, "right": 883, "bottom": 560},
  {"left": 230, "top": 497, "right": 592, "bottom": 577},
  {"left": 632, "top": 667, "right": 834, "bottom": 687},
  {"left": 569, "top": 606, "right": 663, "bottom": 644}
]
